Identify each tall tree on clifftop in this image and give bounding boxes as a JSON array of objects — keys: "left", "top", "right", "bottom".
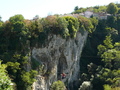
[
  {"left": 107, "top": 3, "right": 118, "bottom": 15},
  {"left": 74, "top": 6, "right": 79, "bottom": 11}
]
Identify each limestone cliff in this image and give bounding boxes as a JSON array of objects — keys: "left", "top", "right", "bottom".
[{"left": 31, "top": 31, "right": 88, "bottom": 90}]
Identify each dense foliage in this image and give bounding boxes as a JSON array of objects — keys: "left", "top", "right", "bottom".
[
  {"left": 0, "top": 61, "right": 13, "bottom": 90},
  {"left": 80, "top": 6, "right": 120, "bottom": 90},
  {"left": 106, "top": 3, "right": 118, "bottom": 15}
]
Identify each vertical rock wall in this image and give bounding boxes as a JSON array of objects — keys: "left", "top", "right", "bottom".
[{"left": 32, "top": 31, "right": 88, "bottom": 90}]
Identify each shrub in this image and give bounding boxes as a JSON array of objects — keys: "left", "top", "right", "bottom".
[{"left": 50, "top": 80, "right": 66, "bottom": 90}]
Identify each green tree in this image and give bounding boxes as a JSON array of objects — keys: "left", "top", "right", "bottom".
[
  {"left": 41, "top": 15, "right": 58, "bottom": 34},
  {"left": 0, "top": 61, "right": 13, "bottom": 90},
  {"left": 106, "top": 16, "right": 117, "bottom": 28},
  {"left": 21, "top": 70, "right": 38, "bottom": 90},
  {"left": 98, "top": 35, "right": 114, "bottom": 69},
  {"left": 9, "top": 14, "right": 24, "bottom": 23},
  {"left": 90, "top": 17, "right": 98, "bottom": 31},
  {"left": 57, "top": 17, "right": 69, "bottom": 38},
  {"left": 9, "top": 14, "right": 25, "bottom": 32},
  {"left": 98, "top": 6, "right": 107, "bottom": 12},
  {"left": 78, "top": 16, "right": 93, "bottom": 33},
  {"left": 91, "top": 35, "right": 120, "bottom": 90},
  {"left": 107, "top": 3, "right": 118, "bottom": 15},
  {"left": 64, "top": 16, "right": 79, "bottom": 38},
  {"left": 103, "top": 35, "right": 113, "bottom": 49},
  {"left": 6, "top": 62, "right": 20, "bottom": 79},
  {"left": 74, "top": 6, "right": 79, "bottom": 11}
]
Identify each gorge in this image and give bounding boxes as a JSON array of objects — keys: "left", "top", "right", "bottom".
[{"left": 1, "top": 3, "right": 120, "bottom": 89}]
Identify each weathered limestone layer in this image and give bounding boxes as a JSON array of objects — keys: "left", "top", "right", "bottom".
[{"left": 32, "top": 31, "right": 88, "bottom": 90}]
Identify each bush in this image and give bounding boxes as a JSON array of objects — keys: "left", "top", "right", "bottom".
[{"left": 50, "top": 80, "right": 66, "bottom": 90}]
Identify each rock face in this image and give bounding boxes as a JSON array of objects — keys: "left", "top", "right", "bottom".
[{"left": 32, "top": 31, "right": 88, "bottom": 90}]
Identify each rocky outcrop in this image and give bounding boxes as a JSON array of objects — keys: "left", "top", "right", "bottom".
[{"left": 32, "top": 31, "right": 88, "bottom": 90}]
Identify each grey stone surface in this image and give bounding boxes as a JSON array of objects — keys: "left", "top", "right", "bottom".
[{"left": 31, "top": 32, "right": 88, "bottom": 90}]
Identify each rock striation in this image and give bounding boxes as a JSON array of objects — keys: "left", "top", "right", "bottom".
[{"left": 32, "top": 31, "right": 88, "bottom": 90}]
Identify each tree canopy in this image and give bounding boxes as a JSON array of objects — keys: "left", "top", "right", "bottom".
[
  {"left": 74, "top": 6, "right": 79, "bottom": 11},
  {"left": 107, "top": 3, "right": 118, "bottom": 15}
]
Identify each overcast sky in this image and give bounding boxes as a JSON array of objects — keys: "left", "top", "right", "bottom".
[{"left": 0, "top": 0, "right": 119, "bottom": 21}]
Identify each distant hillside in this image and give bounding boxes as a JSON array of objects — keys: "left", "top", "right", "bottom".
[{"left": 72, "top": 3, "right": 120, "bottom": 14}]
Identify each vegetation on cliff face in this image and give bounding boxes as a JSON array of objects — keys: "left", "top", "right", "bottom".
[{"left": 0, "top": 61, "right": 13, "bottom": 90}]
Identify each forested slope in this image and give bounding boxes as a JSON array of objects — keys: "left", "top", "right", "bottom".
[{"left": 80, "top": 14, "right": 120, "bottom": 90}]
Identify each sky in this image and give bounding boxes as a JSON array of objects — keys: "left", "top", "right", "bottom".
[{"left": 0, "top": 0, "right": 120, "bottom": 21}]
